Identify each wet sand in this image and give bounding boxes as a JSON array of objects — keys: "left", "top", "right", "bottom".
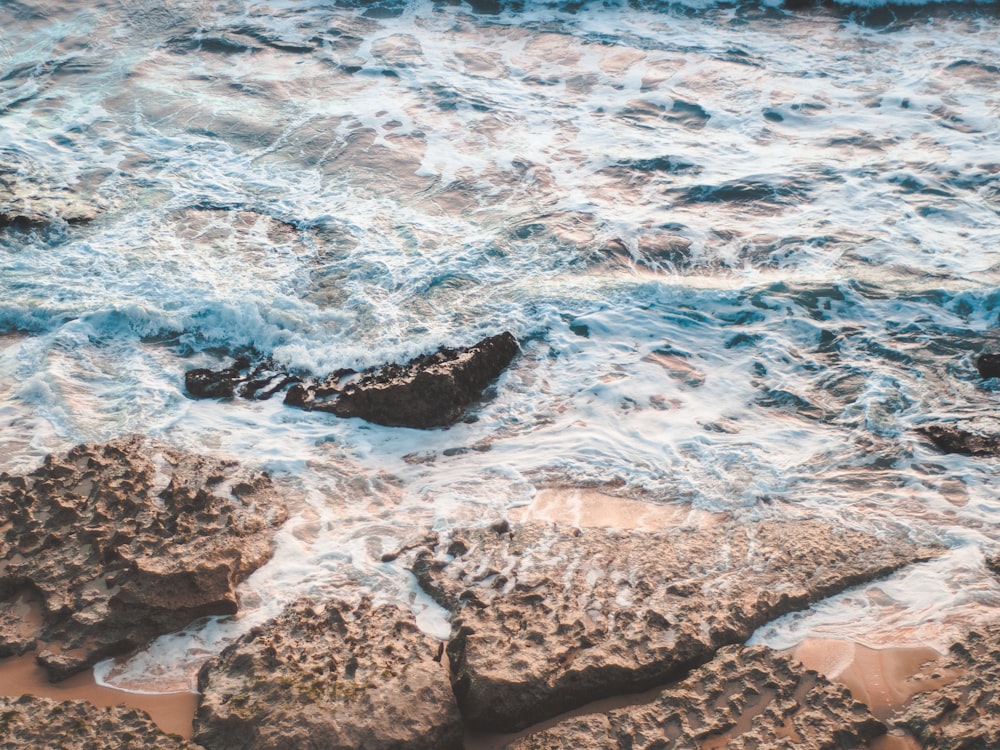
[
  {"left": 792, "top": 638, "right": 957, "bottom": 720},
  {"left": 795, "top": 638, "right": 959, "bottom": 750},
  {"left": 0, "top": 654, "right": 197, "bottom": 739},
  {"left": 511, "top": 486, "right": 723, "bottom": 531}
]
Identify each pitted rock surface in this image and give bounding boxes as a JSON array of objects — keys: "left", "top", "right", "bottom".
[
  {"left": 506, "top": 645, "right": 885, "bottom": 750},
  {"left": 896, "top": 623, "right": 1000, "bottom": 749},
  {"left": 0, "top": 435, "right": 287, "bottom": 679},
  {"left": 0, "top": 695, "right": 197, "bottom": 750},
  {"left": 405, "top": 519, "right": 938, "bottom": 730},
  {"left": 194, "top": 597, "right": 463, "bottom": 750}
]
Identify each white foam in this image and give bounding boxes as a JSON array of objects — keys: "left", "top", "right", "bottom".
[{"left": 2, "top": 0, "right": 1000, "bottom": 694}]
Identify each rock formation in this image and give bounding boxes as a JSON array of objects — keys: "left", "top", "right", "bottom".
[
  {"left": 194, "top": 597, "right": 463, "bottom": 750},
  {"left": 0, "top": 436, "right": 287, "bottom": 680},
  {"left": 895, "top": 623, "right": 1000, "bottom": 749},
  {"left": 506, "top": 645, "right": 885, "bottom": 749},
  {"left": 185, "top": 331, "right": 520, "bottom": 429},
  {"left": 0, "top": 695, "right": 197, "bottom": 750},
  {"left": 917, "top": 424, "right": 1000, "bottom": 457},
  {"left": 0, "top": 156, "right": 99, "bottom": 230},
  {"left": 401, "top": 519, "right": 939, "bottom": 730},
  {"left": 185, "top": 356, "right": 299, "bottom": 401},
  {"left": 289, "top": 331, "right": 519, "bottom": 428},
  {"left": 977, "top": 352, "right": 1000, "bottom": 379}
]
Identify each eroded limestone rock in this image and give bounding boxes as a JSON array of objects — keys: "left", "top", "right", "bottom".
[
  {"left": 0, "top": 695, "right": 197, "bottom": 750},
  {"left": 506, "top": 645, "right": 885, "bottom": 750},
  {"left": 896, "top": 623, "right": 1000, "bottom": 749},
  {"left": 0, "top": 436, "right": 287, "bottom": 680},
  {"left": 194, "top": 598, "right": 463, "bottom": 750},
  {"left": 404, "top": 519, "right": 938, "bottom": 730}
]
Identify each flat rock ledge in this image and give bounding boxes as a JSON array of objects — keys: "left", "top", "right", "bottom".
[
  {"left": 185, "top": 331, "right": 520, "bottom": 429},
  {"left": 0, "top": 435, "right": 287, "bottom": 680},
  {"left": 194, "top": 597, "right": 463, "bottom": 750},
  {"left": 895, "top": 622, "right": 1000, "bottom": 749},
  {"left": 0, "top": 695, "right": 197, "bottom": 750},
  {"left": 403, "top": 519, "right": 938, "bottom": 731},
  {"left": 506, "top": 644, "right": 885, "bottom": 750}
]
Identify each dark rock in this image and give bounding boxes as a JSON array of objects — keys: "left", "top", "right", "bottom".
[
  {"left": 977, "top": 353, "right": 1000, "bottom": 379},
  {"left": 402, "top": 519, "right": 938, "bottom": 731},
  {"left": 184, "top": 356, "right": 297, "bottom": 401},
  {"left": 295, "top": 331, "right": 520, "bottom": 428},
  {"left": 506, "top": 645, "right": 885, "bottom": 749},
  {"left": 187, "top": 332, "right": 519, "bottom": 429},
  {"left": 0, "top": 436, "right": 287, "bottom": 680},
  {"left": 986, "top": 555, "right": 1000, "bottom": 577},
  {"left": 896, "top": 623, "right": 1000, "bottom": 749},
  {"left": 0, "top": 695, "right": 197, "bottom": 749},
  {"left": 918, "top": 424, "right": 1000, "bottom": 457},
  {"left": 194, "top": 597, "right": 463, "bottom": 750}
]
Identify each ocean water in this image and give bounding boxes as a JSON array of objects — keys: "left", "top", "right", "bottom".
[{"left": 2, "top": 0, "right": 1000, "bottom": 693}]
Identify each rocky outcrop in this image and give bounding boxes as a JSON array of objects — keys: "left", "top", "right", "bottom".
[
  {"left": 186, "top": 332, "right": 520, "bottom": 429},
  {"left": 185, "top": 356, "right": 299, "bottom": 401},
  {"left": 0, "top": 695, "right": 197, "bottom": 750},
  {"left": 977, "top": 353, "right": 1000, "bottom": 379},
  {"left": 194, "top": 597, "right": 463, "bottom": 750},
  {"left": 402, "top": 519, "right": 938, "bottom": 731},
  {"left": 506, "top": 645, "right": 885, "bottom": 749},
  {"left": 895, "top": 623, "right": 1000, "bottom": 749},
  {"left": 917, "top": 424, "right": 1000, "bottom": 457},
  {"left": 0, "top": 436, "right": 287, "bottom": 680},
  {"left": 288, "top": 331, "right": 519, "bottom": 428}
]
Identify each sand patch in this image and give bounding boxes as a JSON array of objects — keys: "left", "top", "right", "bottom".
[
  {"left": 792, "top": 638, "right": 958, "bottom": 719},
  {"left": 0, "top": 654, "right": 197, "bottom": 739},
  {"left": 511, "top": 486, "right": 722, "bottom": 532}
]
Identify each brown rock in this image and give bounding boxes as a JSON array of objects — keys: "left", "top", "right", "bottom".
[
  {"left": 194, "top": 597, "right": 463, "bottom": 750},
  {"left": 896, "top": 623, "right": 1000, "bottom": 749},
  {"left": 404, "top": 519, "right": 938, "bottom": 730},
  {"left": 0, "top": 436, "right": 287, "bottom": 680},
  {"left": 289, "top": 331, "right": 520, "bottom": 428},
  {"left": 917, "top": 424, "right": 1000, "bottom": 457},
  {"left": 506, "top": 645, "right": 885, "bottom": 749},
  {"left": 0, "top": 694, "right": 197, "bottom": 749},
  {"left": 188, "top": 332, "right": 520, "bottom": 429}
]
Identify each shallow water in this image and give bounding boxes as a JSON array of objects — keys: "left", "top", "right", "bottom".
[{"left": 2, "top": 0, "right": 1000, "bottom": 696}]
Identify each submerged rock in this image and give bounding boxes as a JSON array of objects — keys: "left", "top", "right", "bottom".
[
  {"left": 0, "top": 695, "right": 197, "bottom": 749},
  {"left": 194, "top": 597, "right": 463, "bottom": 750},
  {"left": 403, "top": 519, "right": 937, "bottom": 731},
  {"left": 896, "top": 623, "right": 1000, "bottom": 749},
  {"left": 186, "top": 332, "right": 519, "bottom": 429},
  {"left": 0, "top": 436, "right": 287, "bottom": 680},
  {"left": 917, "top": 424, "right": 1000, "bottom": 457},
  {"left": 506, "top": 645, "right": 885, "bottom": 749},
  {"left": 0, "top": 157, "right": 100, "bottom": 230}
]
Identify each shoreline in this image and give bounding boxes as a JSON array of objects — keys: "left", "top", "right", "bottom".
[
  {"left": 0, "top": 634, "right": 949, "bottom": 748},
  {"left": 0, "top": 653, "right": 198, "bottom": 740}
]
